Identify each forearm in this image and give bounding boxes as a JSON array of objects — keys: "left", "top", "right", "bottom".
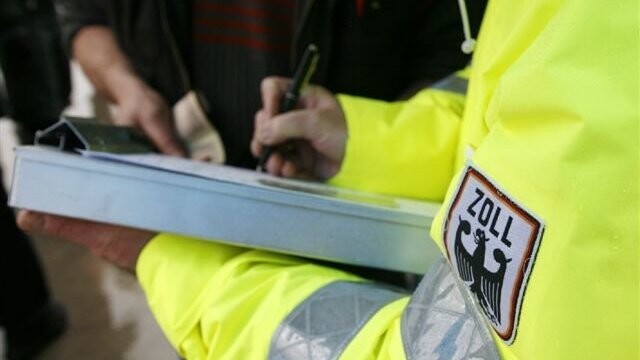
[
  {"left": 330, "top": 89, "right": 465, "bottom": 201},
  {"left": 71, "top": 25, "right": 185, "bottom": 156},
  {"left": 72, "top": 26, "right": 143, "bottom": 103},
  {"left": 137, "top": 234, "right": 362, "bottom": 358}
]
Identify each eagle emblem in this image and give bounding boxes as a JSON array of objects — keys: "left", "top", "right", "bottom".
[
  {"left": 454, "top": 217, "right": 511, "bottom": 324},
  {"left": 443, "top": 165, "right": 544, "bottom": 344}
]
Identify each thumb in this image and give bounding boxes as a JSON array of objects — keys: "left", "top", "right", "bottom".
[{"left": 17, "top": 210, "right": 45, "bottom": 233}]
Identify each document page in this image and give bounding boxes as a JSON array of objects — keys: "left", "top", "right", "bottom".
[{"left": 79, "top": 150, "right": 439, "bottom": 214}]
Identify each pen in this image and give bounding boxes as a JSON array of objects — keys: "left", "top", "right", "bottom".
[{"left": 257, "top": 44, "right": 319, "bottom": 172}]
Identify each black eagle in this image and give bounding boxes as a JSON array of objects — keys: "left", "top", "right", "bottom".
[{"left": 454, "top": 216, "right": 512, "bottom": 324}]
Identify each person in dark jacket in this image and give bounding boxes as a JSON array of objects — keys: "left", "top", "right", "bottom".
[
  {"left": 53, "top": 0, "right": 485, "bottom": 287},
  {"left": 54, "top": 0, "right": 485, "bottom": 168},
  {"left": 0, "top": 1, "right": 69, "bottom": 359}
]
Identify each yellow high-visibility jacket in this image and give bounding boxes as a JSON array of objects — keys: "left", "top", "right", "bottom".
[{"left": 136, "top": 0, "right": 639, "bottom": 359}]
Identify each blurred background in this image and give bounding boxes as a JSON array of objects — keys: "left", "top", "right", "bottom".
[{"left": 0, "top": 55, "right": 175, "bottom": 360}]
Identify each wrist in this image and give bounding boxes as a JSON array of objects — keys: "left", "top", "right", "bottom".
[
  {"left": 73, "top": 26, "right": 144, "bottom": 103},
  {"left": 97, "top": 227, "right": 156, "bottom": 274}
]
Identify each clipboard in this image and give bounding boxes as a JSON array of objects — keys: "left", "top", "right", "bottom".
[
  {"left": 9, "top": 144, "right": 441, "bottom": 274},
  {"left": 35, "top": 116, "right": 154, "bottom": 154}
]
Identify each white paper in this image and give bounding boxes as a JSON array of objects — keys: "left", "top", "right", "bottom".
[{"left": 78, "top": 150, "right": 439, "bottom": 213}]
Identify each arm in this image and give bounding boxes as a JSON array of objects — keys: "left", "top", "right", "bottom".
[
  {"left": 252, "top": 70, "right": 468, "bottom": 201},
  {"left": 16, "top": 211, "right": 372, "bottom": 359},
  {"left": 72, "top": 26, "right": 138, "bottom": 103},
  {"left": 330, "top": 82, "right": 465, "bottom": 201},
  {"left": 70, "top": 26, "right": 186, "bottom": 156},
  {"left": 17, "top": 211, "right": 490, "bottom": 359},
  {"left": 17, "top": 68, "right": 475, "bottom": 358}
]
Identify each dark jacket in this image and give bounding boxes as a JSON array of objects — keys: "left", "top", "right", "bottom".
[
  {"left": 294, "top": 0, "right": 486, "bottom": 100},
  {"left": 55, "top": 0, "right": 191, "bottom": 105},
  {"left": 55, "top": 0, "right": 484, "bottom": 168},
  {"left": 55, "top": 0, "right": 484, "bottom": 103},
  {"left": 1, "top": 0, "right": 70, "bottom": 137}
]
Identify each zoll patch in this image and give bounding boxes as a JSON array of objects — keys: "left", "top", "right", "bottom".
[{"left": 443, "top": 164, "right": 544, "bottom": 344}]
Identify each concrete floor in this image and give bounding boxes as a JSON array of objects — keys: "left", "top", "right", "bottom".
[
  {"left": 15, "top": 237, "right": 175, "bottom": 360},
  {"left": 1, "top": 119, "right": 176, "bottom": 359},
  {"left": 0, "top": 62, "right": 178, "bottom": 358}
]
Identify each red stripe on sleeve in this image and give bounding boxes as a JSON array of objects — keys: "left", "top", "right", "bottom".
[
  {"left": 194, "top": 2, "right": 292, "bottom": 22},
  {"left": 194, "top": 33, "right": 290, "bottom": 53},
  {"left": 195, "top": 18, "right": 290, "bottom": 36}
]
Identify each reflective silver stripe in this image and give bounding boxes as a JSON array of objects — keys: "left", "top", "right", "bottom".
[
  {"left": 269, "top": 281, "right": 407, "bottom": 360},
  {"left": 430, "top": 74, "right": 469, "bottom": 95},
  {"left": 402, "top": 257, "right": 500, "bottom": 360}
]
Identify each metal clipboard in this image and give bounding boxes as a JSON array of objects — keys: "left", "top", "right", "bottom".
[
  {"left": 35, "top": 116, "right": 154, "bottom": 154},
  {"left": 9, "top": 143, "right": 441, "bottom": 274}
]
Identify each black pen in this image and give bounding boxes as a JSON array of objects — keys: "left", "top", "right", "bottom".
[{"left": 257, "top": 44, "right": 319, "bottom": 172}]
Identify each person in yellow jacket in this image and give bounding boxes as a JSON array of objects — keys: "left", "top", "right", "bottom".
[{"left": 17, "top": 0, "right": 638, "bottom": 358}]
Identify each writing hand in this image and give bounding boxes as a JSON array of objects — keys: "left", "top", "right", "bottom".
[
  {"left": 17, "top": 210, "right": 155, "bottom": 274},
  {"left": 251, "top": 76, "right": 347, "bottom": 180}
]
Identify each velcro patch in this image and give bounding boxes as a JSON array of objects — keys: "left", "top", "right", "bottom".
[{"left": 443, "top": 164, "right": 544, "bottom": 344}]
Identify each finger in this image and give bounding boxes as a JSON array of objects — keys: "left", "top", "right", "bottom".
[
  {"left": 257, "top": 109, "right": 319, "bottom": 146},
  {"left": 265, "top": 152, "right": 285, "bottom": 176},
  {"left": 119, "top": 105, "right": 187, "bottom": 157},
  {"left": 260, "top": 76, "right": 292, "bottom": 117},
  {"left": 17, "top": 211, "right": 153, "bottom": 272},
  {"left": 138, "top": 117, "right": 187, "bottom": 157},
  {"left": 251, "top": 109, "right": 268, "bottom": 157},
  {"left": 18, "top": 210, "right": 113, "bottom": 246},
  {"left": 273, "top": 142, "right": 313, "bottom": 179},
  {"left": 17, "top": 210, "right": 100, "bottom": 249},
  {"left": 17, "top": 210, "right": 45, "bottom": 233},
  {"left": 283, "top": 155, "right": 316, "bottom": 180},
  {"left": 281, "top": 159, "right": 298, "bottom": 178},
  {"left": 250, "top": 137, "right": 263, "bottom": 158},
  {"left": 290, "top": 143, "right": 320, "bottom": 179},
  {"left": 114, "top": 109, "right": 135, "bottom": 126},
  {"left": 295, "top": 142, "right": 318, "bottom": 172}
]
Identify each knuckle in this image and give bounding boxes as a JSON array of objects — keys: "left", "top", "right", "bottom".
[
  {"left": 255, "top": 110, "right": 266, "bottom": 126},
  {"left": 260, "top": 77, "right": 272, "bottom": 91}
]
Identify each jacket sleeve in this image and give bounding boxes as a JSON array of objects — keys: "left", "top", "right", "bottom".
[
  {"left": 137, "top": 234, "right": 496, "bottom": 360},
  {"left": 136, "top": 234, "right": 364, "bottom": 359},
  {"left": 54, "top": 0, "right": 108, "bottom": 55},
  {"left": 329, "top": 70, "right": 468, "bottom": 201}
]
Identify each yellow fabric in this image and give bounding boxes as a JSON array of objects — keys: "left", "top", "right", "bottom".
[
  {"left": 137, "top": 234, "right": 361, "bottom": 360},
  {"left": 331, "top": 74, "right": 467, "bottom": 201},
  {"left": 332, "top": 0, "right": 639, "bottom": 359},
  {"left": 137, "top": 0, "right": 638, "bottom": 359}
]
